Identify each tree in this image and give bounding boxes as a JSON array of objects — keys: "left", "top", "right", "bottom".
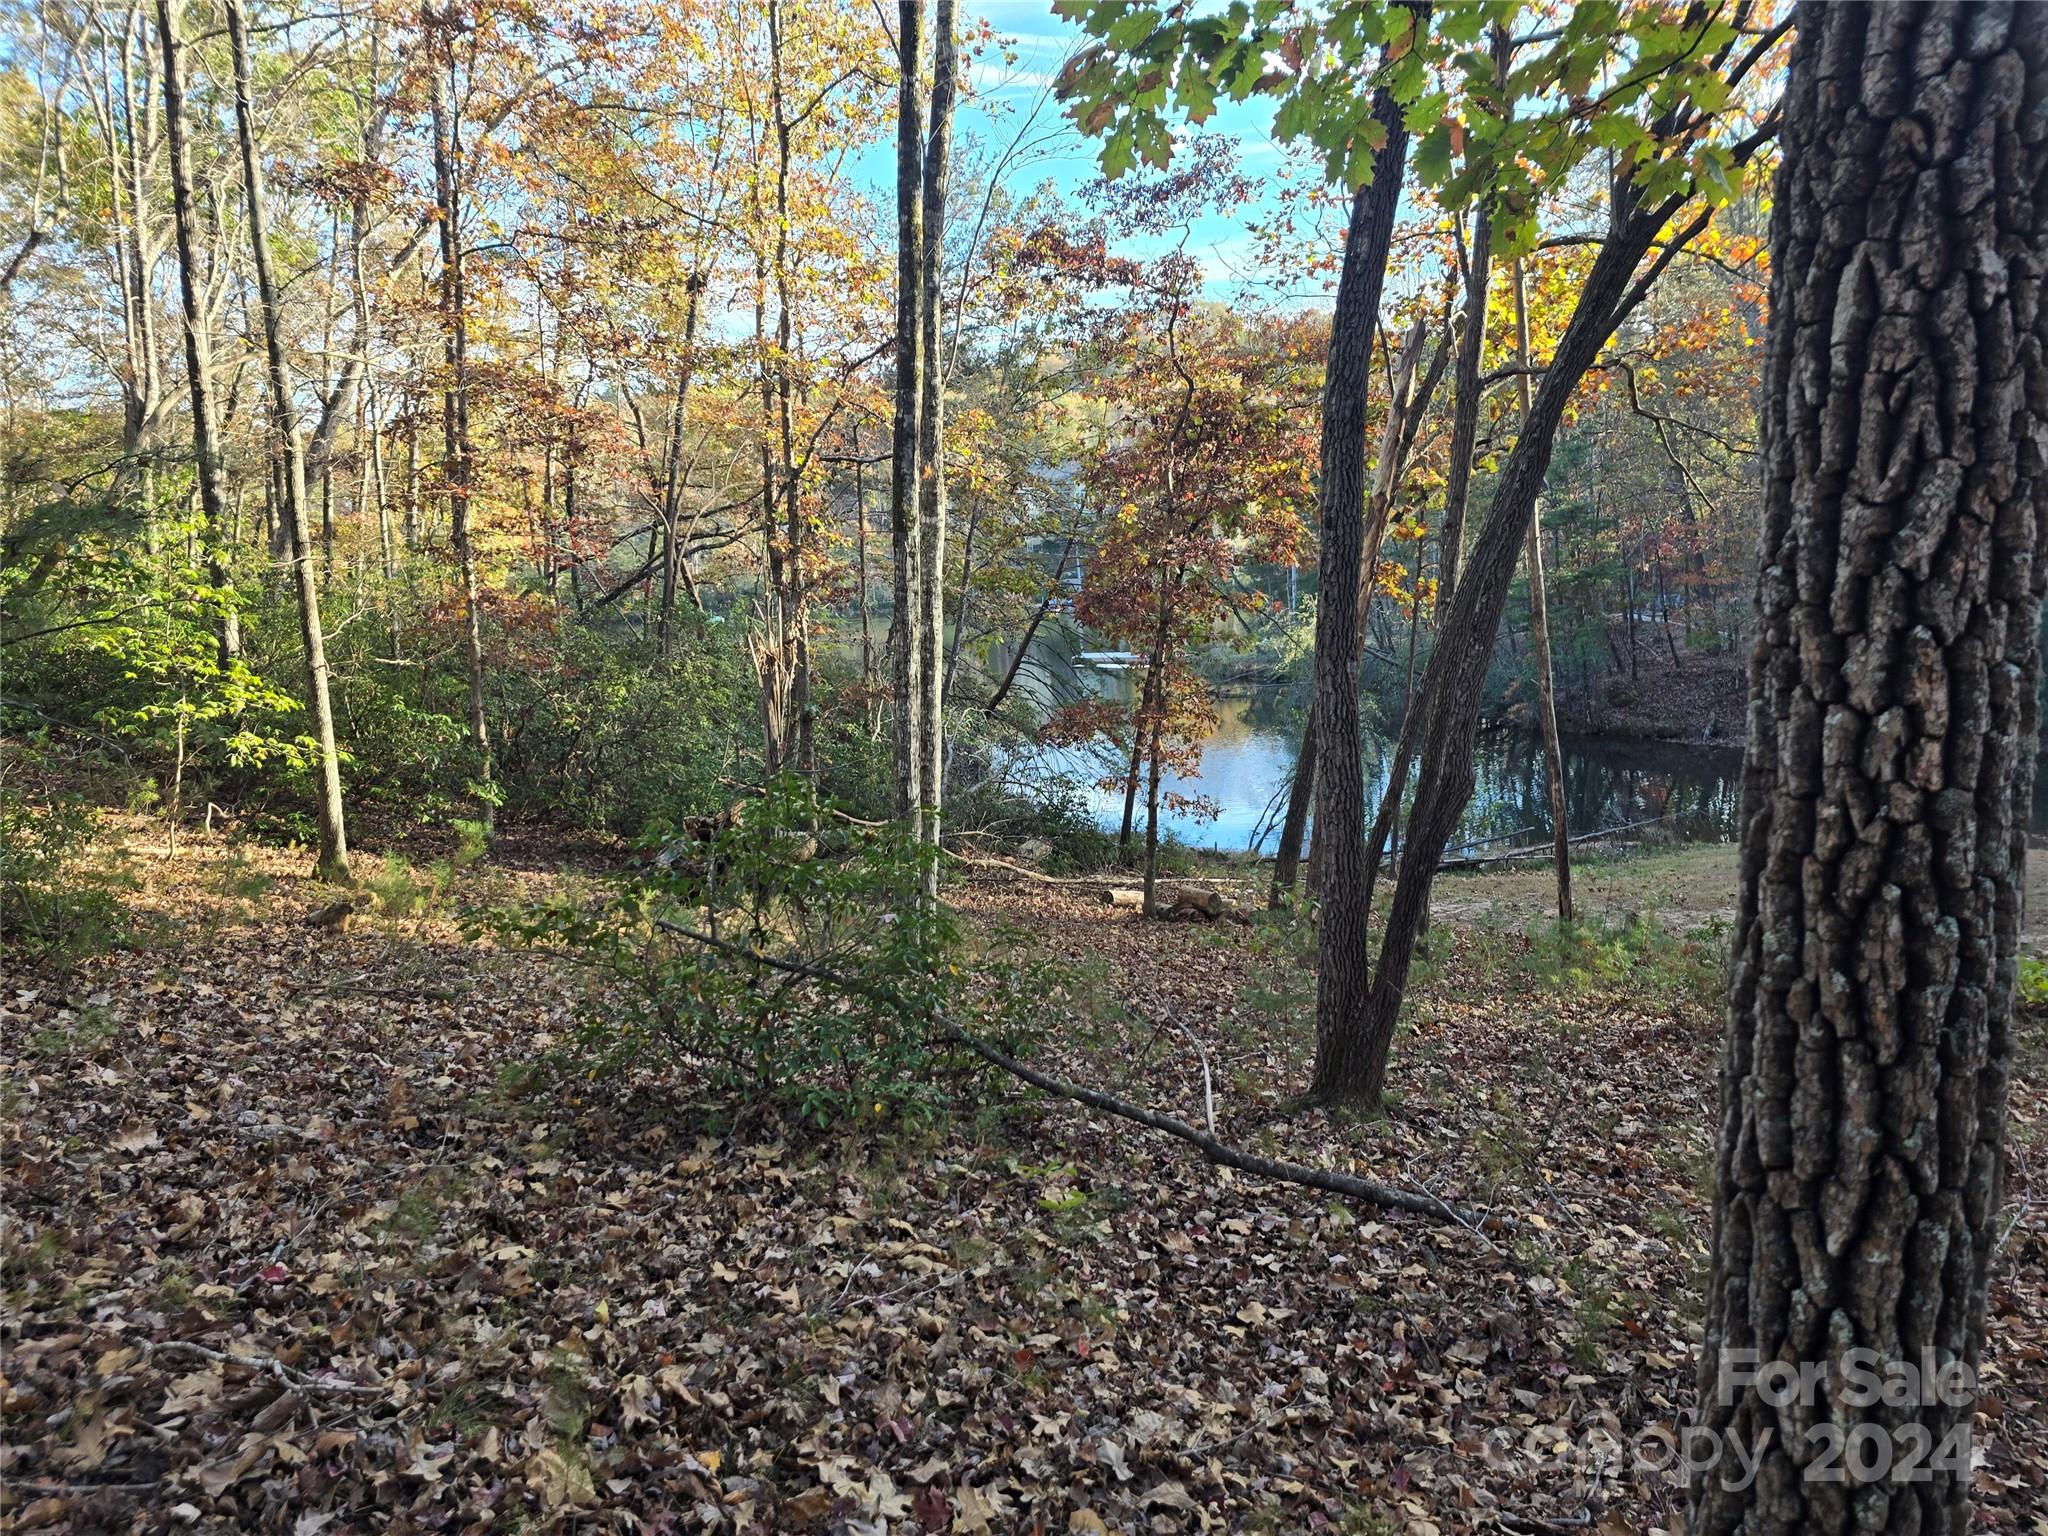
[
  {"left": 1046, "top": 306, "right": 1313, "bottom": 906},
  {"left": 1060, "top": 0, "right": 1791, "bottom": 1101},
  {"left": 427, "top": 18, "right": 494, "bottom": 836},
  {"left": 154, "top": 0, "right": 236, "bottom": 667},
  {"left": 1691, "top": 7, "right": 2046, "bottom": 1532},
  {"left": 889, "top": 0, "right": 926, "bottom": 833},
  {"left": 224, "top": 0, "right": 349, "bottom": 883},
  {"left": 1510, "top": 250, "right": 1570, "bottom": 922},
  {"left": 915, "top": 0, "right": 958, "bottom": 895},
  {"left": 1300, "top": 67, "right": 1417, "bottom": 1097}
]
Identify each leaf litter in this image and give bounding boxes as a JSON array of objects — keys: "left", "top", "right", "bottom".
[{"left": 2, "top": 829, "right": 2043, "bottom": 1533}]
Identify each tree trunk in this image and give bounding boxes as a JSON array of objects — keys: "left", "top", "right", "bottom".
[
  {"left": 1275, "top": 303, "right": 1441, "bottom": 914},
  {"left": 852, "top": 422, "right": 880, "bottom": 735},
  {"left": 1436, "top": 197, "right": 1492, "bottom": 616},
  {"left": 156, "top": 0, "right": 237, "bottom": 667},
  {"left": 430, "top": 49, "right": 493, "bottom": 834},
  {"left": 915, "top": 0, "right": 959, "bottom": 896},
  {"left": 1305, "top": 40, "right": 1415, "bottom": 1102},
  {"left": 225, "top": 0, "right": 348, "bottom": 882},
  {"left": 1692, "top": 8, "right": 2045, "bottom": 1533},
  {"left": 1352, "top": 131, "right": 1707, "bottom": 1105},
  {"left": 655, "top": 279, "right": 701, "bottom": 659},
  {"left": 889, "top": 0, "right": 926, "bottom": 834},
  {"left": 1511, "top": 255, "right": 1571, "bottom": 922},
  {"left": 1269, "top": 706, "right": 1315, "bottom": 908}
]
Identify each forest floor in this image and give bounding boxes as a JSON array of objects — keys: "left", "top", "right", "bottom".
[{"left": 4, "top": 827, "right": 2047, "bottom": 1536}]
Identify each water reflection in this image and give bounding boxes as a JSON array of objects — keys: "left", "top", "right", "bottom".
[
  {"left": 986, "top": 626, "right": 1745, "bottom": 853},
  {"left": 994, "top": 691, "right": 1745, "bottom": 854}
]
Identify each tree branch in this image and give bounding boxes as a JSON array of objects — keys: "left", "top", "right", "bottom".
[{"left": 650, "top": 918, "right": 1498, "bottom": 1232}]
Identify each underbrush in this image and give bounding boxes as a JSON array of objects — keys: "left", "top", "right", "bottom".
[
  {"left": 0, "top": 776, "right": 132, "bottom": 968},
  {"left": 1398, "top": 911, "right": 1727, "bottom": 1018},
  {"left": 490, "top": 777, "right": 982, "bottom": 1127},
  {"left": 1233, "top": 906, "right": 1728, "bottom": 1048}
]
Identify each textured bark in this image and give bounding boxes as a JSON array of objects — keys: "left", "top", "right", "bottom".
[
  {"left": 1511, "top": 255, "right": 1571, "bottom": 922},
  {"left": 916, "top": 0, "right": 959, "bottom": 895},
  {"left": 889, "top": 0, "right": 926, "bottom": 833},
  {"left": 1692, "top": 7, "right": 2046, "bottom": 1533},
  {"left": 155, "top": 0, "right": 236, "bottom": 665},
  {"left": 1306, "top": 50, "right": 1416, "bottom": 1101},
  {"left": 225, "top": 0, "right": 348, "bottom": 883}
]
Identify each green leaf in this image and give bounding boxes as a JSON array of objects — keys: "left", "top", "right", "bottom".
[{"left": 1413, "top": 122, "right": 1454, "bottom": 187}]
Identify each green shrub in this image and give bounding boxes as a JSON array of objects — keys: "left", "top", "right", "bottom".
[
  {"left": 2018, "top": 954, "right": 2048, "bottom": 1012},
  {"left": 1515, "top": 914, "right": 1728, "bottom": 1010},
  {"left": 0, "top": 789, "right": 127, "bottom": 967},
  {"left": 492, "top": 776, "right": 957, "bottom": 1125},
  {"left": 490, "top": 619, "right": 752, "bottom": 837}
]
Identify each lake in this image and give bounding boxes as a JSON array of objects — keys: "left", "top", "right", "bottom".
[{"left": 987, "top": 626, "right": 1746, "bottom": 854}]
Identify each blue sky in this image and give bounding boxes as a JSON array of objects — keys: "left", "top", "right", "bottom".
[{"left": 849, "top": 1, "right": 1332, "bottom": 302}]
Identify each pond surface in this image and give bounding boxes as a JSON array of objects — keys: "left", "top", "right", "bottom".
[
  {"left": 988, "top": 626, "right": 1745, "bottom": 854},
  {"left": 985, "top": 617, "right": 2048, "bottom": 854}
]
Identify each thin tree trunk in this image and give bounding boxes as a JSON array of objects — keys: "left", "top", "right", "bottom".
[
  {"left": 225, "top": 0, "right": 348, "bottom": 882},
  {"left": 1305, "top": 36, "right": 1416, "bottom": 1102},
  {"left": 1436, "top": 196, "right": 1492, "bottom": 616},
  {"left": 155, "top": 0, "right": 237, "bottom": 666},
  {"left": 767, "top": 0, "right": 812, "bottom": 784},
  {"left": 852, "top": 422, "right": 879, "bottom": 734},
  {"left": 1269, "top": 707, "right": 1315, "bottom": 908},
  {"left": 1511, "top": 254, "right": 1570, "bottom": 922},
  {"left": 889, "top": 0, "right": 926, "bottom": 834},
  {"left": 915, "top": 0, "right": 958, "bottom": 895},
  {"left": 430, "top": 47, "right": 493, "bottom": 834},
  {"left": 1693, "top": 8, "right": 2045, "bottom": 1533},
  {"left": 1137, "top": 576, "right": 1177, "bottom": 904}
]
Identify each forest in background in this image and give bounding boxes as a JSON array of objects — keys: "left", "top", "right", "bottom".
[{"left": 0, "top": 0, "right": 1765, "bottom": 881}]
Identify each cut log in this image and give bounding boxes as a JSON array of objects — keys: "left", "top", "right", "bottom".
[{"left": 1106, "top": 884, "right": 1228, "bottom": 918}]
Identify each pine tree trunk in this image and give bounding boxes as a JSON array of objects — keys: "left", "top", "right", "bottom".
[
  {"left": 889, "top": 0, "right": 926, "bottom": 834},
  {"left": 1692, "top": 8, "right": 2046, "bottom": 1533},
  {"left": 1306, "top": 51, "right": 1415, "bottom": 1102},
  {"left": 225, "top": 0, "right": 348, "bottom": 883}
]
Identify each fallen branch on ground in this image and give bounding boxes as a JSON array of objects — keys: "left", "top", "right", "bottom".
[
  {"left": 946, "top": 849, "right": 1136, "bottom": 887},
  {"left": 151, "top": 1339, "right": 384, "bottom": 1397},
  {"left": 652, "top": 918, "right": 1496, "bottom": 1233}
]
